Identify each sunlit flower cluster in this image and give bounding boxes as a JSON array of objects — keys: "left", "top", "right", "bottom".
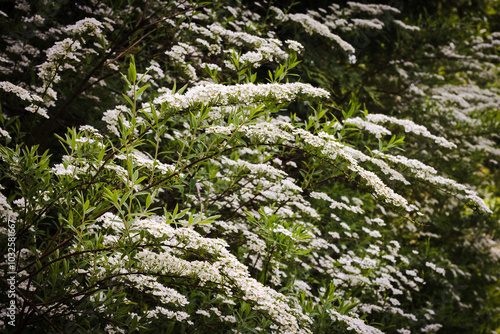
[{"left": 0, "top": 1, "right": 497, "bottom": 333}]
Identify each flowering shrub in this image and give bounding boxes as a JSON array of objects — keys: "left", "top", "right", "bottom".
[{"left": 0, "top": 1, "right": 498, "bottom": 333}]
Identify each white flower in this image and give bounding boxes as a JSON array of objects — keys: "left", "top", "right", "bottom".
[
  {"left": 64, "top": 18, "right": 104, "bottom": 38},
  {"left": 421, "top": 324, "right": 443, "bottom": 333},
  {"left": 0, "top": 81, "right": 43, "bottom": 102}
]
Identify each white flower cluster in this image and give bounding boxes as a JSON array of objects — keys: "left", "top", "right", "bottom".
[
  {"left": 207, "top": 153, "right": 315, "bottom": 224},
  {"left": 465, "top": 136, "right": 500, "bottom": 157},
  {"left": 0, "top": 190, "right": 19, "bottom": 222},
  {"left": 286, "top": 13, "right": 355, "bottom": 53},
  {"left": 429, "top": 84, "right": 500, "bottom": 131},
  {"left": 200, "top": 62, "right": 222, "bottom": 73},
  {"left": 38, "top": 38, "right": 82, "bottom": 82},
  {"left": 420, "top": 323, "right": 443, "bottom": 333},
  {"left": 0, "top": 126, "right": 10, "bottom": 139},
  {"left": 204, "top": 123, "right": 235, "bottom": 135},
  {"left": 79, "top": 125, "right": 103, "bottom": 138},
  {"left": 366, "top": 114, "right": 456, "bottom": 149},
  {"left": 127, "top": 151, "right": 175, "bottom": 175},
  {"left": 102, "top": 105, "right": 132, "bottom": 136},
  {"left": 165, "top": 42, "right": 197, "bottom": 63},
  {"left": 21, "top": 17, "right": 110, "bottom": 120},
  {"left": 240, "top": 50, "right": 263, "bottom": 67},
  {"left": 237, "top": 40, "right": 289, "bottom": 67},
  {"left": 0, "top": 81, "right": 48, "bottom": 118},
  {"left": 52, "top": 155, "right": 90, "bottom": 180},
  {"left": 0, "top": 81, "right": 42, "bottom": 103},
  {"left": 343, "top": 146, "right": 410, "bottom": 185},
  {"left": 146, "top": 307, "right": 189, "bottom": 321},
  {"left": 64, "top": 18, "right": 105, "bottom": 38},
  {"left": 374, "top": 152, "right": 437, "bottom": 176},
  {"left": 209, "top": 23, "right": 289, "bottom": 62},
  {"left": 219, "top": 156, "right": 287, "bottom": 180},
  {"left": 90, "top": 215, "right": 314, "bottom": 333},
  {"left": 393, "top": 19, "right": 421, "bottom": 31},
  {"left": 351, "top": 18, "right": 384, "bottom": 30},
  {"left": 293, "top": 128, "right": 417, "bottom": 211},
  {"left": 238, "top": 122, "right": 295, "bottom": 144},
  {"left": 146, "top": 60, "right": 165, "bottom": 80},
  {"left": 362, "top": 227, "right": 382, "bottom": 238},
  {"left": 345, "top": 117, "right": 392, "bottom": 139},
  {"left": 375, "top": 151, "right": 492, "bottom": 213},
  {"left": 154, "top": 82, "right": 330, "bottom": 109},
  {"left": 346, "top": 2, "right": 400, "bottom": 15},
  {"left": 329, "top": 309, "right": 384, "bottom": 334},
  {"left": 310, "top": 191, "right": 364, "bottom": 214},
  {"left": 127, "top": 274, "right": 189, "bottom": 306},
  {"left": 95, "top": 212, "right": 123, "bottom": 231},
  {"left": 286, "top": 39, "right": 304, "bottom": 53},
  {"left": 425, "top": 262, "right": 446, "bottom": 276},
  {"left": 210, "top": 120, "right": 418, "bottom": 212}
]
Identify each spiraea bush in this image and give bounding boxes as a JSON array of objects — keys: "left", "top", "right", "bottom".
[{"left": 0, "top": 0, "right": 498, "bottom": 333}]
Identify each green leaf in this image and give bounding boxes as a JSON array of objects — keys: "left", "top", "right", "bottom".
[
  {"left": 120, "top": 72, "right": 131, "bottom": 88},
  {"left": 145, "top": 193, "right": 152, "bottom": 209},
  {"left": 122, "top": 94, "right": 134, "bottom": 107},
  {"left": 128, "top": 55, "right": 136, "bottom": 83},
  {"left": 136, "top": 84, "right": 149, "bottom": 100},
  {"left": 177, "top": 83, "right": 188, "bottom": 95}
]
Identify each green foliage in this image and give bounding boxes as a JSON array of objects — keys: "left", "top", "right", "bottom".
[{"left": 0, "top": 1, "right": 498, "bottom": 333}]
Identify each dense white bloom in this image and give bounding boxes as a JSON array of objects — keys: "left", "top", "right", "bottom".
[
  {"left": 146, "top": 307, "right": 190, "bottom": 321},
  {"left": 366, "top": 114, "right": 456, "bottom": 149},
  {"left": 1, "top": 2, "right": 496, "bottom": 333},
  {"left": 200, "top": 62, "right": 222, "bottom": 73},
  {"left": 24, "top": 105, "right": 49, "bottom": 118},
  {"left": 352, "top": 18, "right": 384, "bottom": 30},
  {"left": 102, "top": 105, "right": 131, "bottom": 135},
  {"left": 87, "top": 214, "right": 313, "bottom": 333},
  {"left": 130, "top": 151, "right": 175, "bottom": 175},
  {"left": 425, "top": 262, "right": 446, "bottom": 276},
  {"left": 287, "top": 13, "right": 355, "bottom": 53},
  {"left": 0, "top": 127, "right": 11, "bottom": 139},
  {"left": 310, "top": 192, "right": 364, "bottom": 214},
  {"left": 421, "top": 324, "right": 443, "bottom": 333},
  {"left": 347, "top": 2, "right": 400, "bottom": 15},
  {"left": 0, "top": 81, "right": 43, "bottom": 103},
  {"left": 52, "top": 163, "right": 79, "bottom": 179},
  {"left": 345, "top": 117, "right": 392, "bottom": 139},
  {"left": 38, "top": 38, "right": 82, "bottom": 82},
  {"left": 154, "top": 82, "right": 330, "bottom": 109},
  {"left": 375, "top": 151, "right": 492, "bottom": 213},
  {"left": 64, "top": 18, "right": 104, "bottom": 38},
  {"left": 393, "top": 20, "right": 420, "bottom": 31},
  {"left": 329, "top": 309, "right": 384, "bottom": 334},
  {"left": 0, "top": 190, "right": 19, "bottom": 222},
  {"left": 362, "top": 227, "right": 382, "bottom": 238},
  {"left": 286, "top": 39, "right": 304, "bottom": 52}
]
